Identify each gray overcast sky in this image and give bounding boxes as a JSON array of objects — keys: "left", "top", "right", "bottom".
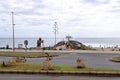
[{"left": 0, "top": 0, "right": 120, "bottom": 38}]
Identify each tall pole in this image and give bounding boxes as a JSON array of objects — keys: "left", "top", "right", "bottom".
[
  {"left": 12, "top": 12, "right": 15, "bottom": 52},
  {"left": 54, "top": 22, "right": 58, "bottom": 46}
]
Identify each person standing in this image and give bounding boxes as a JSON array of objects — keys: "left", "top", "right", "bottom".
[{"left": 37, "top": 37, "right": 43, "bottom": 48}]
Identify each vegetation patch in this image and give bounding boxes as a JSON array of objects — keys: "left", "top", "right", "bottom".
[
  {"left": 0, "top": 52, "right": 58, "bottom": 58},
  {"left": 53, "top": 64, "right": 120, "bottom": 72},
  {"left": 0, "top": 62, "right": 120, "bottom": 72},
  {"left": 110, "top": 56, "right": 120, "bottom": 62},
  {"left": 0, "top": 62, "right": 42, "bottom": 70}
]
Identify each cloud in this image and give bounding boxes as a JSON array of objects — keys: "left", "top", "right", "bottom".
[
  {"left": 0, "top": 0, "right": 120, "bottom": 38},
  {"left": 82, "top": 0, "right": 110, "bottom": 5}
]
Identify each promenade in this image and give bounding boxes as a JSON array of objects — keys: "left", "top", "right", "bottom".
[{"left": 0, "top": 49, "right": 120, "bottom": 54}]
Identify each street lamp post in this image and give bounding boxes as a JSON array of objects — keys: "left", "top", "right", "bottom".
[{"left": 12, "top": 12, "right": 15, "bottom": 52}]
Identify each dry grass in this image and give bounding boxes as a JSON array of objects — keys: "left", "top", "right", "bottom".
[{"left": 0, "top": 52, "right": 58, "bottom": 58}]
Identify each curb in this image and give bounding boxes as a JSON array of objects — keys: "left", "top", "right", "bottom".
[
  {"left": 0, "top": 70, "right": 120, "bottom": 76},
  {"left": 109, "top": 57, "right": 120, "bottom": 62}
]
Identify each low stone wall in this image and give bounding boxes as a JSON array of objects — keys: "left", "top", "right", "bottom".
[{"left": 0, "top": 70, "right": 120, "bottom": 76}]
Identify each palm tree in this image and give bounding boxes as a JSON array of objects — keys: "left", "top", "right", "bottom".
[
  {"left": 65, "top": 35, "right": 72, "bottom": 49},
  {"left": 66, "top": 35, "right": 72, "bottom": 42}
]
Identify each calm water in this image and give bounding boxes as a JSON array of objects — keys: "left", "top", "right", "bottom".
[
  {"left": 1, "top": 38, "right": 120, "bottom": 48},
  {"left": 0, "top": 74, "right": 120, "bottom": 80}
]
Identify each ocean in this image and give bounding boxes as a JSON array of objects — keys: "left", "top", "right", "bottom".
[{"left": 0, "top": 38, "right": 120, "bottom": 48}]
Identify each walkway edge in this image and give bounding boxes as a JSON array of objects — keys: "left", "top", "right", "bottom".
[
  {"left": 0, "top": 70, "right": 120, "bottom": 76},
  {"left": 1, "top": 50, "right": 120, "bottom": 54}
]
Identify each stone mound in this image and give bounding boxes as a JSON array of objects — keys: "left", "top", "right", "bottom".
[{"left": 54, "top": 40, "right": 90, "bottom": 50}]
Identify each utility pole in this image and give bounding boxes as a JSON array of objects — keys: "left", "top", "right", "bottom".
[
  {"left": 12, "top": 12, "right": 15, "bottom": 52},
  {"left": 54, "top": 21, "right": 58, "bottom": 46}
]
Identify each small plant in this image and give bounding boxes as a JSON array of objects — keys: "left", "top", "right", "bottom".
[
  {"left": 1, "top": 57, "right": 26, "bottom": 67},
  {"left": 112, "top": 49, "right": 115, "bottom": 51},
  {"left": 76, "top": 58, "right": 85, "bottom": 68}
]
